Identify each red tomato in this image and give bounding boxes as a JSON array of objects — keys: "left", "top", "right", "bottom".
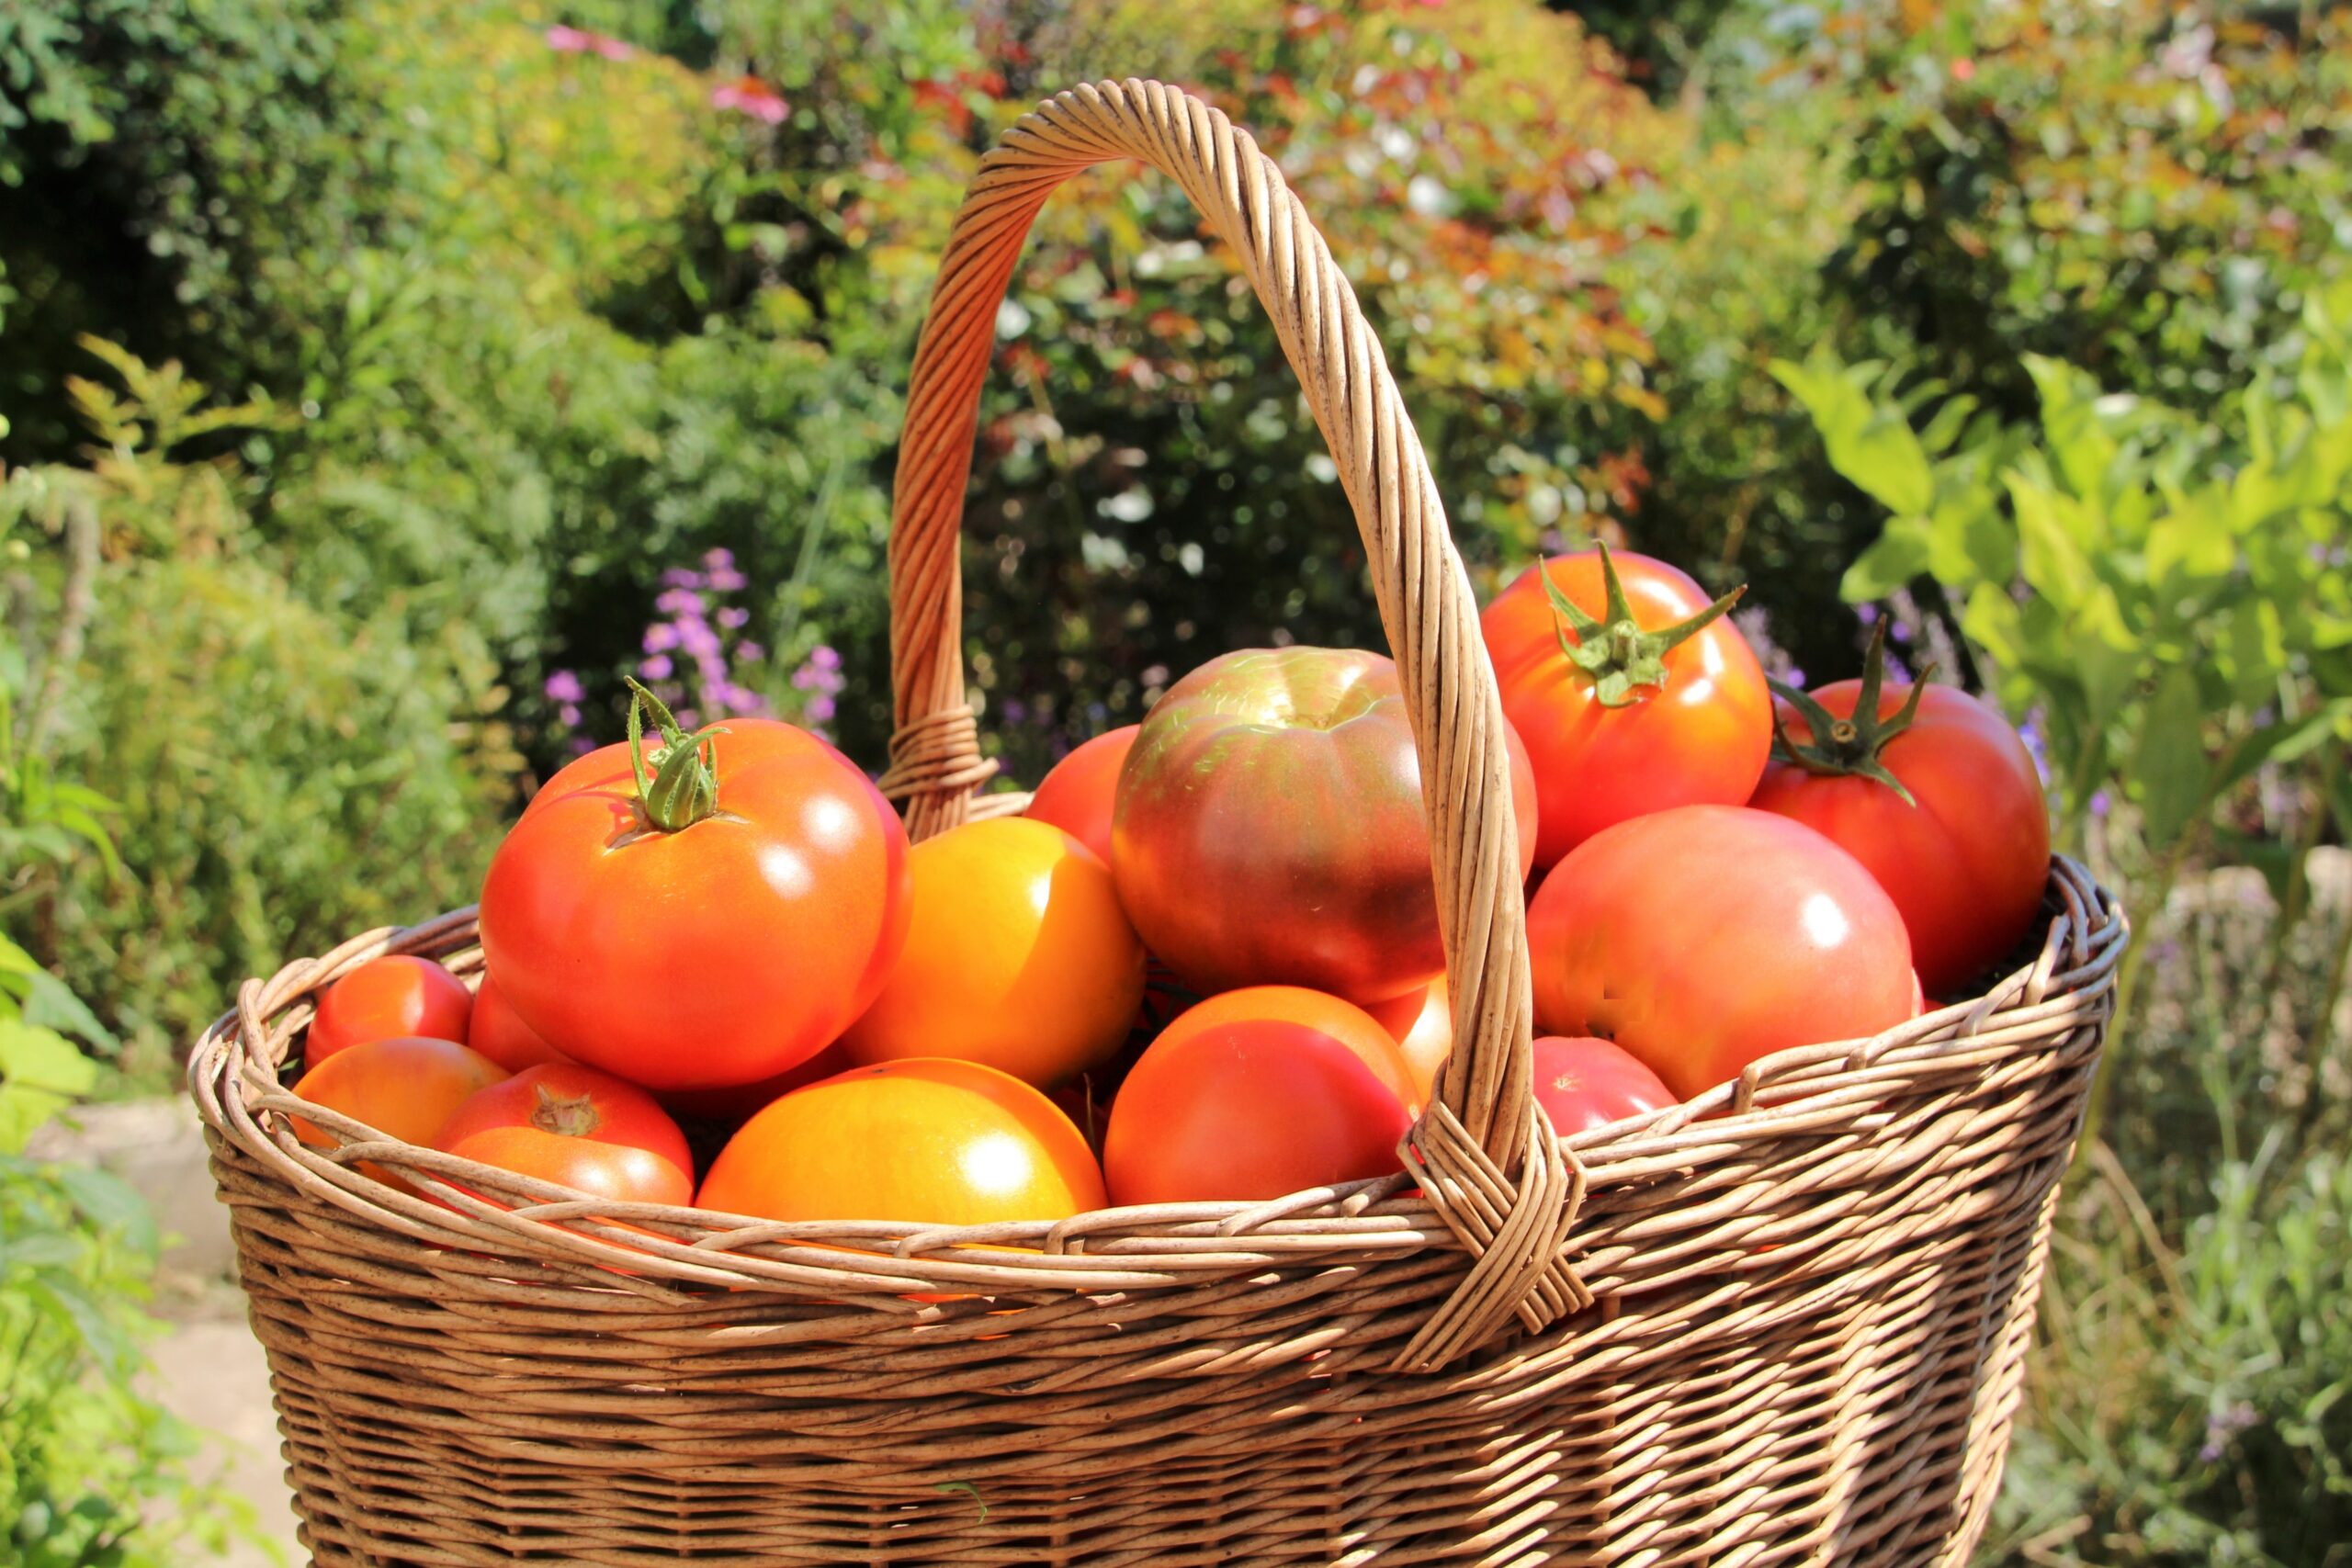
[
  {"left": 1103, "top": 987, "right": 1418, "bottom": 1206},
  {"left": 306, "top": 956, "right": 473, "bottom": 1066},
  {"left": 1530, "top": 1036, "right": 1678, "bottom": 1135},
  {"left": 288, "top": 1036, "right": 510, "bottom": 1189},
  {"left": 1748, "top": 658, "right": 2050, "bottom": 997},
  {"left": 480, "top": 695, "right": 910, "bottom": 1092},
  {"left": 697, "top": 1058, "right": 1105, "bottom": 1226},
  {"left": 1113, "top": 648, "right": 1537, "bottom": 1005},
  {"left": 1023, "top": 726, "right": 1138, "bottom": 866},
  {"left": 1481, "top": 546, "right": 1771, "bottom": 867},
  {"left": 1369, "top": 976, "right": 1453, "bottom": 1106},
  {"left": 466, "top": 973, "right": 570, "bottom": 1073},
  {"left": 659, "top": 1042, "right": 853, "bottom": 1126},
  {"left": 435, "top": 1064, "right": 694, "bottom": 1206},
  {"left": 842, "top": 818, "right": 1144, "bottom": 1089},
  {"left": 1526, "top": 806, "right": 1916, "bottom": 1100}
]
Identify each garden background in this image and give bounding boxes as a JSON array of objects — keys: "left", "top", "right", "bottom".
[{"left": 2, "top": 0, "right": 2348, "bottom": 1562}]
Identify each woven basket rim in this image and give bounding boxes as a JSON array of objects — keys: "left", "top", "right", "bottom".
[{"left": 188, "top": 854, "right": 2123, "bottom": 1306}]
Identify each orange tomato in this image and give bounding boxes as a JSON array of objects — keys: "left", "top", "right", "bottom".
[
  {"left": 842, "top": 818, "right": 1145, "bottom": 1089},
  {"left": 306, "top": 955, "right": 473, "bottom": 1066},
  {"left": 696, "top": 1058, "right": 1105, "bottom": 1226},
  {"left": 1023, "top": 726, "right": 1138, "bottom": 866},
  {"left": 288, "top": 1036, "right": 510, "bottom": 1189},
  {"left": 466, "top": 972, "right": 571, "bottom": 1073},
  {"left": 435, "top": 1064, "right": 694, "bottom": 1206},
  {"left": 1103, "top": 987, "right": 1417, "bottom": 1206},
  {"left": 1370, "top": 976, "right": 1453, "bottom": 1105}
]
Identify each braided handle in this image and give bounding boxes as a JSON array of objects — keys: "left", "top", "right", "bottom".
[{"left": 881, "top": 80, "right": 1584, "bottom": 1368}]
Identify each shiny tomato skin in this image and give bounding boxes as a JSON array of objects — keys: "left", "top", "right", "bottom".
[
  {"left": 434, "top": 1064, "right": 694, "bottom": 1206},
  {"left": 1023, "top": 727, "right": 1139, "bottom": 866},
  {"left": 480, "top": 731, "right": 910, "bottom": 1092},
  {"left": 522, "top": 718, "right": 842, "bottom": 820},
  {"left": 289, "top": 1036, "right": 511, "bottom": 1187},
  {"left": 466, "top": 973, "right": 571, "bottom": 1073},
  {"left": 1482, "top": 552, "right": 1772, "bottom": 867},
  {"left": 1103, "top": 990, "right": 1417, "bottom": 1206},
  {"left": 1112, "top": 648, "right": 1537, "bottom": 1006},
  {"left": 306, "top": 956, "right": 473, "bottom": 1066},
  {"left": 1530, "top": 1036, "right": 1678, "bottom": 1135},
  {"left": 1369, "top": 977, "right": 1453, "bottom": 1106},
  {"left": 842, "top": 818, "right": 1145, "bottom": 1089},
  {"left": 1749, "top": 682, "right": 2050, "bottom": 998},
  {"left": 696, "top": 1057, "right": 1105, "bottom": 1226},
  {"left": 1526, "top": 806, "right": 1916, "bottom": 1100}
]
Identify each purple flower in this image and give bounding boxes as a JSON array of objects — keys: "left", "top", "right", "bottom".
[
  {"left": 558, "top": 703, "right": 582, "bottom": 728},
  {"left": 808, "top": 694, "right": 837, "bottom": 723},
  {"left": 2018, "top": 707, "right": 2051, "bottom": 783},
  {"left": 673, "top": 706, "right": 700, "bottom": 730},
  {"left": 2199, "top": 1404, "right": 2259, "bottom": 1464},
  {"left": 662, "top": 567, "right": 704, "bottom": 591},
  {"left": 1883, "top": 654, "right": 1911, "bottom": 683},
  {"left": 1001, "top": 699, "right": 1029, "bottom": 726},
  {"left": 567, "top": 736, "right": 598, "bottom": 758},
  {"left": 544, "top": 669, "right": 584, "bottom": 705},
  {"left": 1855, "top": 603, "right": 1880, "bottom": 626},
  {"left": 643, "top": 622, "right": 680, "bottom": 653},
  {"left": 718, "top": 605, "right": 751, "bottom": 630},
  {"left": 639, "top": 654, "right": 673, "bottom": 681},
  {"left": 809, "top": 644, "right": 842, "bottom": 672},
  {"left": 2089, "top": 789, "right": 2112, "bottom": 819},
  {"left": 712, "top": 76, "right": 789, "bottom": 124},
  {"left": 655, "top": 586, "right": 706, "bottom": 617},
  {"left": 546, "top": 25, "right": 631, "bottom": 59},
  {"left": 679, "top": 620, "right": 722, "bottom": 660},
  {"left": 735, "top": 642, "right": 765, "bottom": 665}
]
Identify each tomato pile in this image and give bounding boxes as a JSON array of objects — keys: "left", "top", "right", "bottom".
[{"left": 290, "top": 545, "right": 2049, "bottom": 1232}]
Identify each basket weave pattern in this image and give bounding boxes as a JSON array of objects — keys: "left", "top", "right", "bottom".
[{"left": 191, "top": 80, "right": 2124, "bottom": 1566}]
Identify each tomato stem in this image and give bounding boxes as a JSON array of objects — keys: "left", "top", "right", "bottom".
[
  {"left": 1767, "top": 623, "right": 1934, "bottom": 806},
  {"left": 1542, "top": 539, "right": 1747, "bottom": 710},
  {"left": 625, "top": 676, "right": 728, "bottom": 832},
  {"left": 529, "top": 1085, "right": 604, "bottom": 1139}
]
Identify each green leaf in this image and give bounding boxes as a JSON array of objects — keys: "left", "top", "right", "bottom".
[
  {"left": 2008, "top": 476, "right": 2098, "bottom": 608},
  {"left": 2130, "top": 666, "right": 2213, "bottom": 851},
  {"left": 2144, "top": 490, "right": 2236, "bottom": 587},
  {"left": 2211, "top": 701, "right": 2352, "bottom": 797},
  {"left": 0, "top": 1018, "right": 99, "bottom": 1154},
  {"left": 1839, "top": 522, "right": 1936, "bottom": 599},
  {"left": 1772, "top": 353, "right": 1935, "bottom": 518}
]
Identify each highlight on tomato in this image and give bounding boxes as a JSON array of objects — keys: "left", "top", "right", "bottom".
[
  {"left": 1531, "top": 1035, "right": 1678, "bottom": 1135},
  {"left": 1102, "top": 987, "right": 1418, "bottom": 1207},
  {"left": 1022, "top": 725, "right": 1138, "bottom": 867},
  {"left": 305, "top": 955, "right": 473, "bottom": 1066},
  {"left": 435, "top": 1064, "right": 694, "bottom": 1207},
  {"left": 466, "top": 972, "right": 571, "bottom": 1074},
  {"left": 1366, "top": 977, "right": 1453, "bottom": 1106},
  {"left": 1747, "top": 626, "right": 2051, "bottom": 998},
  {"left": 1481, "top": 543, "right": 1771, "bottom": 868},
  {"left": 1112, "top": 646, "right": 1536, "bottom": 1006},
  {"left": 696, "top": 1057, "right": 1105, "bottom": 1227},
  {"left": 1526, "top": 805, "right": 1917, "bottom": 1101},
  {"left": 842, "top": 817, "right": 1145, "bottom": 1089},
  {"left": 288, "top": 1036, "right": 510, "bottom": 1188},
  {"left": 479, "top": 682, "right": 910, "bottom": 1092}
]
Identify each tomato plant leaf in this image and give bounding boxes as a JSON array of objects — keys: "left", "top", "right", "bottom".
[{"left": 2129, "top": 666, "right": 2212, "bottom": 852}]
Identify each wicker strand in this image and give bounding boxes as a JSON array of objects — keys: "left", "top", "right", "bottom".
[{"left": 885, "top": 79, "right": 1563, "bottom": 1366}]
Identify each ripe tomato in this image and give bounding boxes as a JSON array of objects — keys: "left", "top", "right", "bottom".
[
  {"left": 289, "top": 1036, "right": 510, "bottom": 1188},
  {"left": 434, "top": 1064, "right": 694, "bottom": 1206},
  {"left": 1530, "top": 1036, "right": 1678, "bottom": 1135},
  {"left": 1748, "top": 644, "right": 2050, "bottom": 998},
  {"left": 1481, "top": 545, "right": 1770, "bottom": 868},
  {"left": 842, "top": 818, "right": 1145, "bottom": 1089},
  {"left": 1526, "top": 805, "right": 1916, "bottom": 1100},
  {"left": 1368, "top": 977, "right": 1453, "bottom": 1106},
  {"left": 480, "top": 688, "right": 910, "bottom": 1091},
  {"left": 1023, "top": 726, "right": 1138, "bottom": 866},
  {"left": 697, "top": 1058, "right": 1105, "bottom": 1226},
  {"left": 305, "top": 955, "right": 472, "bottom": 1066},
  {"left": 658, "top": 1042, "right": 854, "bottom": 1127},
  {"left": 466, "top": 973, "right": 570, "bottom": 1073},
  {"left": 1103, "top": 987, "right": 1418, "bottom": 1206},
  {"left": 1113, "top": 647, "right": 1536, "bottom": 1005}
]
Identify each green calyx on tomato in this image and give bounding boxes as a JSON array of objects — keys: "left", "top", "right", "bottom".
[
  {"left": 529, "top": 1085, "right": 604, "bottom": 1138},
  {"left": 623, "top": 677, "right": 729, "bottom": 832},
  {"left": 1541, "top": 539, "right": 1747, "bottom": 709},
  {"left": 1767, "top": 625, "right": 1937, "bottom": 807}
]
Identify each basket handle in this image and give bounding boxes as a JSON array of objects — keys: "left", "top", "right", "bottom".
[{"left": 880, "top": 80, "right": 1585, "bottom": 1369}]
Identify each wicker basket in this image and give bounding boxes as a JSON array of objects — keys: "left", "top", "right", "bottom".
[{"left": 190, "top": 80, "right": 2125, "bottom": 1566}]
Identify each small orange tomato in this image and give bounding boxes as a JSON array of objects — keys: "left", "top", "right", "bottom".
[
  {"left": 306, "top": 956, "right": 473, "bottom": 1066},
  {"left": 1371, "top": 976, "right": 1453, "bottom": 1106},
  {"left": 1103, "top": 988, "right": 1418, "bottom": 1207},
  {"left": 466, "top": 973, "right": 571, "bottom": 1073},
  {"left": 1023, "top": 726, "right": 1138, "bottom": 866},
  {"left": 435, "top": 1064, "right": 694, "bottom": 1206},
  {"left": 288, "top": 1037, "right": 510, "bottom": 1188},
  {"left": 1530, "top": 1036, "right": 1677, "bottom": 1135},
  {"left": 697, "top": 1058, "right": 1105, "bottom": 1226},
  {"left": 842, "top": 818, "right": 1145, "bottom": 1089}
]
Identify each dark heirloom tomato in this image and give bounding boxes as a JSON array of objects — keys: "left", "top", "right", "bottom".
[
  {"left": 1112, "top": 648, "right": 1536, "bottom": 1005},
  {"left": 480, "top": 684, "right": 910, "bottom": 1092},
  {"left": 1481, "top": 545, "right": 1771, "bottom": 868},
  {"left": 1023, "top": 726, "right": 1139, "bottom": 866},
  {"left": 1748, "top": 632, "right": 2052, "bottom": 998},
  {"left": 1527, "top": 805, "right": 1916, "bottom": 1101}
]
